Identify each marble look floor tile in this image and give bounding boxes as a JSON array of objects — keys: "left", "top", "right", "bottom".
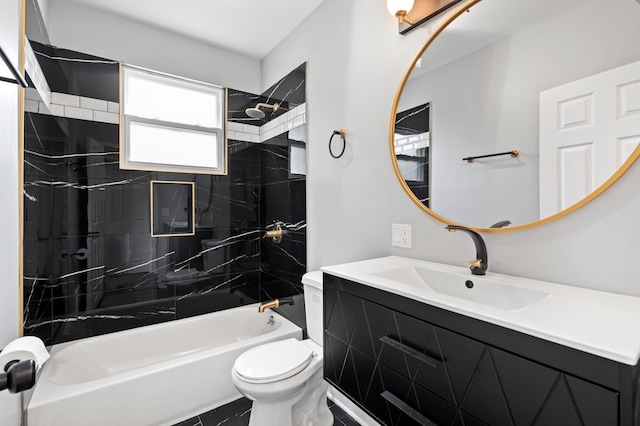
[
  {"left": 174, "top": 396, "right": 362, "bottom": 426},
  {"left": 174, "top": 398, "right": 251, "bottom": 426}
]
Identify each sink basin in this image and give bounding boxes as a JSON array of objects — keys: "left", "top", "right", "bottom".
[
  {"left": 322, "top": 256, "right": 640, "bottom": 365},
  {"left": 372, "top": 266, "right": 551, "bottom": 311}
]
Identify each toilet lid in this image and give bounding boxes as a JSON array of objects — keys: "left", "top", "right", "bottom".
[{"left": 234, "top": 339, "right": 314, "bottom": 384}]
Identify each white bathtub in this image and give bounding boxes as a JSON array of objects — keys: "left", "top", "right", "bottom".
[{"left": 27, "top": 304, "right": 302, "bottom": 426}]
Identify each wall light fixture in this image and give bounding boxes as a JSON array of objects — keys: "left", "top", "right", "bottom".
[
  {"left": 389, "top": 0, "right": 464, "bottom": 35},
  {"left": 387, "top": 0, "right": 415, "bottom": 25}
]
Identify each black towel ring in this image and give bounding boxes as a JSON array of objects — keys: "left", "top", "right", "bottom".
[{"left": 329, "top": 129, "right": 347, "bottom": 159}]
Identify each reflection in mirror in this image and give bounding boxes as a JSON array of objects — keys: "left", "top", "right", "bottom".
[
  {"left": 289, "top": 124, "right": 307, "bottom": 177},
  {"left": 393, "top": 0, "right": 640, "bottom": 230},
  {"left": 151, "top": 181, "right": 195, "bottom": 237},
  {"left": 393, "top": 104, "right": 430, "bottom": 207},
  {"left": 392, "top": 0, "right": 464, "bottom": 34}
]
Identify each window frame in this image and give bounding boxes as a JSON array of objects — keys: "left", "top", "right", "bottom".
[
  {"left": 120, "top": 64, "right": 227, "bottom": 175},
  {"left": 150, "top": 180, "right": 196, "bottom": 237}
]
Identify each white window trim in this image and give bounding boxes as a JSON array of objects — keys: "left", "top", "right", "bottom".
[{"left": 120, "top": 64, "right": 227, "bottom": 175}]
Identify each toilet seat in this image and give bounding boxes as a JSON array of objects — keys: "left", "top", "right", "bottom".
[{"left": 234, "top": 338, "right": 314, "bottom": 384}]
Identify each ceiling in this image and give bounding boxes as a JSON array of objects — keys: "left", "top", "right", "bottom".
[
  {"left": 410, "top": 0, "right": 590, "bottom": 78},
  {"left": 61, "top": 0, "right": 326, "bottom": 59}
]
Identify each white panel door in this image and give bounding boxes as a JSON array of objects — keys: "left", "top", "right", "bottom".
[{"left": 540, "top": 60, "right": 640, "bottom": 218}]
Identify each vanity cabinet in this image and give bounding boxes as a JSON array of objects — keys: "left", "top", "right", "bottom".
[{"left": 323, "top": 274, "right": 639, "bottom": 426}]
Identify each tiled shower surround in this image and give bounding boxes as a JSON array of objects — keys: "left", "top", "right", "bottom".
[{"left": 23, "top": 41, "right": 307, "bottom": 345}]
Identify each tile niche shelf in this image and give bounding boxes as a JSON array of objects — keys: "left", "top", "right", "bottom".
[{"left": 150, "top": 181, "right": 195, "bottom": 237}]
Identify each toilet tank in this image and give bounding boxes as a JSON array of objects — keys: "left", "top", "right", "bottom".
[{"left": 302, "top": 271, "right": 324, "bottom": 344}]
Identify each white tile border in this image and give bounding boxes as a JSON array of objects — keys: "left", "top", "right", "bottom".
[
  {"left": 24, "top": 37, "right": 303, "bottom": 136},
  {"left": 93, "top": 110, "right": 120, "bottom": 124},
  {"left": 226, "top": 103, "right": 306, "bottom": 144},
  {"left": 48, "top": 104, "right": 64, "bottom": 116},
  {"left": 80, "top": 97, "right": 109, "bottom": 111},
  {"left": 64, "top": 105, "right": 93, "bottom": 120},
  {"left": 51, "top": 92, "right": 80, "bottom": 107},
  {"left": 107, "top": 101, "right": 119, "bottom": 114},
  {"left": 29, "top": 91, "right": 304, "bottom": 137},
  {"left": 28, "top": 90, "right": 121, "bottom": 125},
  {"left": 24, "top": 38, "right": 120, "bottom": 125}
]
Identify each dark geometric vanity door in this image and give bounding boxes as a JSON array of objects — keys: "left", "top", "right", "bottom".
[{"left": 324, "top": 284, "right": 619, "bottom": 426}]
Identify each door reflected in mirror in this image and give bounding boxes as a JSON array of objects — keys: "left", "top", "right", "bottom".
[{"left": 391, "top": 0, "right": 640, "bottom": 231}]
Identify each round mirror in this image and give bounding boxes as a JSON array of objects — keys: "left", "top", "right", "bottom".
[{"left": 390, "top": 0, "right": 640, "bottom": 232}]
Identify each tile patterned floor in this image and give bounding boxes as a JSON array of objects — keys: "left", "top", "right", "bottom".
[{"left": 174, "top": 396, "right": 361, "bottom": 426}]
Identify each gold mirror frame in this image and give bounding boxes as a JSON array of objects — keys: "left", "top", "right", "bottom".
[{"left": 389, "top": 0, "right": 640, "bottom": 233}]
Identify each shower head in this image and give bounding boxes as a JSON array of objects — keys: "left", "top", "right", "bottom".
[
  {"left": 245, "top": 106, "right": 266, "bottom": 119},
  {"left": 244, "top": 102, "right": 285, "bottom": 119}
]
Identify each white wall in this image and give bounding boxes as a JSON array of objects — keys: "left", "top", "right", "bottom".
[
  {"left": 398, "top": 0, "right": 640, "bottom": 226},
  {"left": 263, "top": 0, "right": 640, "bottom": 298},
  {"left": 36, "top": 0, "right": 48, "bottom": 28},
  {"left": 47, "top": 0, "right": 261, "bottom": 93},
  {"left": 0, "top": 0, "right": 24, "bottom": 420}
]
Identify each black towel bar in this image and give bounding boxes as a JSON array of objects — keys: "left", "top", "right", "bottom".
[
  {"left": 463, "top": 149, "right": 519, "bottom": 163},
  {"left": 0, "top": 45, "right": 28, "bottom": 87}
]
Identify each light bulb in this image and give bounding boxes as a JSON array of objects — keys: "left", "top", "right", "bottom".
[{"left": 386, "top": 0, "right": 415, "bottom": 17}]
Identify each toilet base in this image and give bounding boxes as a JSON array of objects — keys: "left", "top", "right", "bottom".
[{"left": 248, "top": 370, "right": 333, "bottom": 426}]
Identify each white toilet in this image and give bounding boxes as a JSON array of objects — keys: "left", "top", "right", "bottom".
[{"left": 231, "top": 271, "right": 333, "bottom": 426}]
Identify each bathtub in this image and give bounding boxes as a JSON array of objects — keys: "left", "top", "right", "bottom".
[{"left": 27, "top": 304, "right": 302, "bottom": 426}]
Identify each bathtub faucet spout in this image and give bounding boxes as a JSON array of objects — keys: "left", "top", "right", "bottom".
[{"left": 258, "top": 297, "right": 295, "bottom": 313}]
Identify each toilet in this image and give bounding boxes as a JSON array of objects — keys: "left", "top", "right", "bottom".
[{"left": 231, "top": 271, "right": 333, "bottom": 426}]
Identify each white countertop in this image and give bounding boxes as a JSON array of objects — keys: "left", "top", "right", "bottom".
[{"left": 321, "top": 256, "right": 640, "bottom": 366}]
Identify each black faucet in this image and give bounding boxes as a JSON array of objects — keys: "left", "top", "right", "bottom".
[{"left": 445, "top": 225, "right": 488, "bottom": 275}]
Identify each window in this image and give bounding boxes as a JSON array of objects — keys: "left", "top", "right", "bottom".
[{"left": 121, "top": 65, "right": 226, "bottom": 174}]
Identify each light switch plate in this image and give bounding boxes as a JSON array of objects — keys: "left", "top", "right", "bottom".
[{"left": 392, "top": 223, "right": 412, "bottom": 248}]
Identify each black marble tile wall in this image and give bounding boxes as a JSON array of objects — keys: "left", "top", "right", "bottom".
[
  {"left": 23, "top": 42, "right": 307, "bottom": 345},
  {"left": 259, "top": 133, "right": 307, "bottom": 298},
  {"left": 227, "top": 63, "right": 306, "bottom": 126},
  {"left": 29, "top": 41, "right": 120, "bottom": 102}
]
